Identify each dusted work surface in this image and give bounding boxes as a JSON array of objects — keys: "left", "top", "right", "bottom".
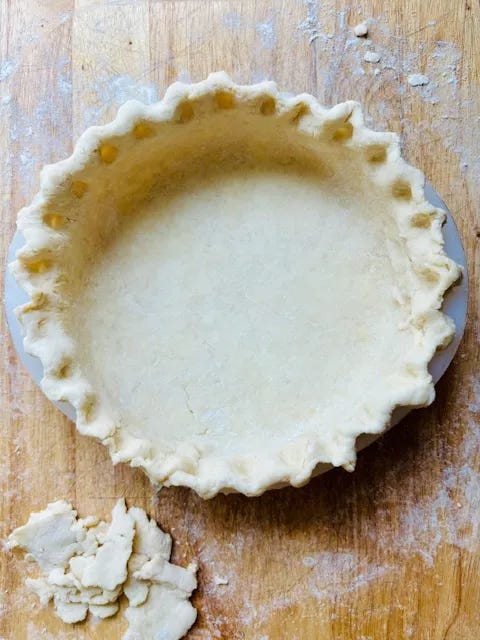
[{"left": 0, "top": 0, "right": 479, "bottom": 638}]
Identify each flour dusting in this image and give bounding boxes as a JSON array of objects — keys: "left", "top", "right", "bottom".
[
  {"left": 222, "top": 11, "right": 242, "bottom": 31},
  {"left": 82, "top": 74, "right": 158, "bottom": 129},
  {"left": 395, "top": 415, "right": 480, "bottom": 563},
  {"left": 0, "top": 60, "right": 17, "bottom": 82},
  {"left": 302, "top": 7, "right": 478, "bottom": 187},
  {"left": 304, "top": 553, "right": 397, "bottom": 601},
  {"left": 367, "top": 376, "right": 480, "bottom": 566},
  {"left": 256, "top": 18, "right": 276, "bottom": 50},
  {"left": 297, "top": 0, "right": 320, "bottom": 43},
  {"left": 364, "top": 50, "right": 381, "bottom": 63},
  {"left": 408, "top": 73, "right": 430, "bottom": 86},
  {"left": 25, "top": 623, "right": 78, "bottom": 640}
]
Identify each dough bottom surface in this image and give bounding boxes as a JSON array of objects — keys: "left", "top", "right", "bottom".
[{"left": 72, "top": 163, "right": 410, "bottom": 457}]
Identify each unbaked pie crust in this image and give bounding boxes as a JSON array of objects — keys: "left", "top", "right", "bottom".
[{"left": 11, "top": 73, "right": 461, "bottom": 497}]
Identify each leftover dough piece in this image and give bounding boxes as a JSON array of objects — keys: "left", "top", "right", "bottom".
[
  {"left": 8, "top": 499, "right": 133, "bottom": 623},
  {"left": 89, "top": 602, "right": 120, "bottom": 619},
  {"left": 122, "top": 507, "right": 198, "bottom": 639},
  {"left": 408, "top": 73, "right": 430, "bottom": 87},
  {"left": 123, "top": 554, "right": 150, "bottom": 607},
  {"left": 134, "top": 555, "right": 197, "bottom": 593},
  {"left": 68, "top": 499, "right": 134, "bottom": 591},
  {"left": 129, "top": 507, "right": 172, "bottom": 558},
  {"left": 54, "top": 599, "right": 89, "bottom": 624},
  {"left": 8, "top": 500, "right": 197, "bottom": 638},
  {"left": 123, "top": 506, "right": 173, "bottom": 607},
  {"left": 7, "top": 501, "right": 83, "bottom": 573},
  {"left": 125, "top": 555, "right": 198, "bottom": 639},
  {"left": 354, "top": 21, "right": 368, "bottom": 36},
  {"left": 364, "top": 50, "right": 381, "bottom": 63},
  {"left": 124, "top": 582, "right": 198, "bottom": 640}
]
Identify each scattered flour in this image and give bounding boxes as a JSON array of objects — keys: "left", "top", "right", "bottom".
[
  {"left": 302, "top": 553, "right": 397, "bottom": 601},
  {"left": 5, "top": 357, "right": 30, "bottom": 417},
  {"left": 375, "top": 377, "right": 480, "bottom": 564},
  {"left": 0, "top": 60, "right": 17, "bottom": 82},
  {"left": 83, "top": 74, "right": 158, "bottom": 130},
  {"left": 176, "top": 69, "right": 192, "bottom": 84},
  {"left": 468, "top": 377, "right": 480, "bottom": 413},
  {"left": 297, "top": 0, "right": 320, "bottom": 43},
  {"left": 26, "top": 623, "right": 78, "bottom": 640},
  {"left": 256, "top": 18, "right": 276, "bottom": 50},
  {"left": 296, "top": 5, "right": 479, "bottom": 187},
  {"left": 408, "top": 73, "right": 430, "bottom": 86},
  {"left": 364, "top": 51, "right": 381, "bottom": 63},
  {"left": 222, "top": 11, "right": 242, "bottom": 31}
]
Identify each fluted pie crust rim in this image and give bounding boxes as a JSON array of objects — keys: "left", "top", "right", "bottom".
[{"left": 11, "top": 73, "right": 461, "bottom": 497}]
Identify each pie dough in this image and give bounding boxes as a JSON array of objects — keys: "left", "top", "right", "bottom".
[
  {"left": 11, "top": 73, "right": 461, "bottom": 497},
  {"left": 8, "top": 500, "right": 197, "bottom": 639}
]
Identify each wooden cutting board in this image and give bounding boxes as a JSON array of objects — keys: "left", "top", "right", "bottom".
[{"left": 1, "top": 1, "right": 479, "bottom": 638}]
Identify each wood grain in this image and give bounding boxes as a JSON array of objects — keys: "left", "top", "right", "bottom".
[{"left": 1, "top": 1, "right": 479, "bottom": 638}]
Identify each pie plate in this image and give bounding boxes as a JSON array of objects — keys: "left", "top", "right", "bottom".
[{"left": 5, "top": 74, "right": 468, "bottom": 496}]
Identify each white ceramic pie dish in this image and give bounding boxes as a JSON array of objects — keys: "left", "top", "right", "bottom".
[{"left": 6, "top": 74, "right": 467, "bottom": 496}]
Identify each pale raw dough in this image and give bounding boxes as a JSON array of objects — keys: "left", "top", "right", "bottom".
[
  {"left": 124, "top": 583, "right": 198, "bottom": 640},
  {"left": 123, "top": 506, "right": 172, "bottom": 607},
  {"left": 364, "top": 51, "right": 381, "bottom": 63},
  {"left": 5, "top": 500, "right": 85, "bottom": 573},
  {"left": 354, "top": 22, "right": 368, "bottom": 37},
  {"left": 11, "top": 73, "right": 461, "bottom": 497},
  {"left": 123, "top": 509, "right": 197, "bottom": 640},
  {"left": 408, "top": 73, "right": 430, "bottom": 87},
  {"left": 8, "top": 500, "right": 197, "bottom": 639},
  {"left": 8, "top": 500, "right": 131, "bottom": 623}
]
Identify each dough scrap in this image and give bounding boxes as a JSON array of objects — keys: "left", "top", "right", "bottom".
[
  {"left": 123, "top": 506, "right": 173, "bottom": 608},
  {"left": 69, "top": 499, "right": 134, "bottom": 591},
  {"left": 408, "top": 73, "right": 430, "bottom": 87},
  {"left": 122, "top": 506, "right": 197, "bottom": 639},
  {"left": 364, "top": 50, "right": 381, "bottom": 63},
  {"left": 8, "top": 500, "right": 197, "bottom": 638},
  {"left": 124, "top": 582, "right": 198, "bottom": 640},
  {"left": 134, "top": 555, "right": 197, "bottom": 593},
  {"left": 7, "top": 501, "right": 83, "bottom": 573},
  {"left": 354, "top": 21, "right": 368, "bottom": 36}
]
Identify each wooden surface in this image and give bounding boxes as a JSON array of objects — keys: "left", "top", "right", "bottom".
[{"left": 1, "top": 1, "right": 479, "bottom": 638}]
